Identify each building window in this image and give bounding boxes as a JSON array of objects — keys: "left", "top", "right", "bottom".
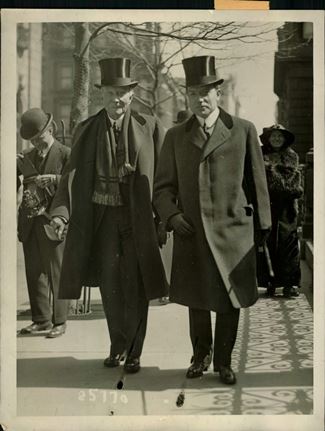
[
  {"left": 58, "top": 64, "right": 73, "bottom": 90},
  {"left": 61, "top": 26, "right": 74, "bottom": 48}
]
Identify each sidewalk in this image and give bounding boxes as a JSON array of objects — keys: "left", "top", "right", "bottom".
[{"left": 17, "top": 243, "right": 313, "bottom": 416}]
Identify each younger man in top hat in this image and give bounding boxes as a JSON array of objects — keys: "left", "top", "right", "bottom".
[
  {"left": 17, "top": 108, "right": 71, "bottom": 338},
  {"left": 50, "top": 58, "right": 168, "bottom": 373},
  {"left": 154, "top": 56, "right": 271, "bottom": 384}
]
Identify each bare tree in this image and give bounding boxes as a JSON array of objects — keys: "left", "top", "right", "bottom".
[{"left": 69, "top": 21, "right": 282, "bottom": 131}]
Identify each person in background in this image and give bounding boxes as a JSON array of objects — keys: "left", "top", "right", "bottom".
[
  {"left": 153, "top": 56, "right": 271, "bottom": 385},
  {"left": 17, "top": 108, "right": 71, "bottom": 338},
  {"left": 173, "top": 109, "right": 193, "bottom": 125},
  {"left": 259, "top": 124, "right": 303, "bottom": 298},
  {"left": 50, "top": 58, "right": 168, "bottom": 374}
]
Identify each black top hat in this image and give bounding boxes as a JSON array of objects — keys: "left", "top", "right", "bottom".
[
  {"left": 173, "top": 109, "right": 193, "bottom": 124},
  {"left": 182, "top": 56, "right": 224, "bottom": 88},
  {"left": 95, "top": 58, "right": 138, "bottom": 88},
  {"left": 20, "top": 108, "right": 57, "bottom": 141},
  {"left": 259, "top": 124, "right": 295, "bottom": 150}
]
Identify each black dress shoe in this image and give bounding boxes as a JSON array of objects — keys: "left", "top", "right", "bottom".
[
  {"left": 187, "top": 349, "right": 212, "bottom": 378},
  {"left": 124, "top": 357, "right": 141, "bottom": 374},
  {"left": 104, "top": 353, "right": 125, "bottom": 368},
  {"left": 46, "top": 323, "right": 66, "bottom": 338},
  {"left": 20, "top": 321, "right": 52, "bottom": 334},
  {"left": 218, "top": 365, "right": 237, "bottom": 385},
  {"left": 283, "top": 286, "right": 298, "bottom": 298}
]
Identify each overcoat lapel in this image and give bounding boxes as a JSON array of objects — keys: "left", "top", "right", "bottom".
[
  {"left": 128, "top": 111, "right": 148, "bottom": 166},
  {"left": 186, "top": 116, "right": 207, "bottom": 150},
  {"left": 43, "top": 140, "right": 61, "bottom": 172},
  {"left": 201, "top": 117, "right": 231, "bottom": 161}
]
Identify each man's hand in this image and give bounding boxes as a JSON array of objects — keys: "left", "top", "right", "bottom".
[
  {"left": 156, "top": 222, "right": 168, "bottom": 248},
  {"left": 35, "top": 174, "right": 57, "bottom": 188},
  {"left": 50, "top": 217, "right": 66, "bottom": 241},
  {"left": 169, "top": 213, "right": 195, "bottom": 236}
]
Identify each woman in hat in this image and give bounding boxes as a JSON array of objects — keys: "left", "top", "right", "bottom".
[
  {"left": 17, "top": 107, "right": 71, "bottom": 337},
  {"left": 259, "top": 124, "right": 303, "bottom": 298}
]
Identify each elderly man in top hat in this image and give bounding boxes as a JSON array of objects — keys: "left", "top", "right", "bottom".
[
  {"left": 154, "top": 56, "right": 271, "bottom": 384},
  {"left": 50, "top": 58, "right": 168, "bottom": 373},
  {"left": 17, "top": 108, "right": 71, "bottom": 338}
]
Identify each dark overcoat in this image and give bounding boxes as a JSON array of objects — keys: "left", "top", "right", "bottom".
[
  {"left": 17, "top": 139, "right": 71, "bottom": 243},
  {"left": 153, "top": 109, "right": 272, "bottom": 312},
  {"left": 50, "top": 108, "right": 168, "bottom": 300}
]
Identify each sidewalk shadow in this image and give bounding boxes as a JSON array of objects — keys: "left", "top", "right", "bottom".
[{"left": 17, "top": 356, "right": 313, "bottom": 391}]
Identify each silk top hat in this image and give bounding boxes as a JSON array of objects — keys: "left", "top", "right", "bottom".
[
  {"left": 259, "top": 124, "right": 295, "bottom": 148},
  {"left": 20, "top": 108, "right": 56, "bottom": 141},
  {"left": 182, "top": 56, "right": 224, "bottom": 87},
  {"left": 95, "top": 58, "right": 138, "bottom": 88}
]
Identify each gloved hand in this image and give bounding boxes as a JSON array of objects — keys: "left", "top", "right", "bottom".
[
  {"left": 50, "top": 216, "right": 67, "bottom": 241},
  {"left": 35, "top": 174, "right": 57, "bottom": 188},
  {"left": 169, "top": 213, "right": 195, "bottom": 236},
  {"left": 156, "top": 222, "right": 168, "bottom": 248}
]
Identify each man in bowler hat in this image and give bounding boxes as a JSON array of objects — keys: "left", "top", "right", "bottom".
[
  {"left": 50, "top": 58, "right": 168, "bottom": 373},
  {"left": 154, "top": 56, "right": 271, "bottom": 384},
  {"left": 17, "top": 108, "right": 71, "bottom": 338}
]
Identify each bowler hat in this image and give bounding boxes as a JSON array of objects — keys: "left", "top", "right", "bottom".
[
  {"left": 95, "top": 58, "right": 138, "bottom": 88},
  {"left": 259, "top": 124, "right": 295, "bottom": 148},
  {"left": 20, "top": 108, "right": 56, "bottom": 141},
  {"left": 182, "top": 56, "right": 224, "bottom": 88},
  {"left": 173, "top": 109, "right": 193, "bottom": 124}
]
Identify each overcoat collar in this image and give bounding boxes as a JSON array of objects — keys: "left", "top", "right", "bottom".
[
  {"left": 185, "top": 107, "right": 233, "bottom": 160},
  {"left": 75, "top": 108, "right": 148, "bottom": 167}
]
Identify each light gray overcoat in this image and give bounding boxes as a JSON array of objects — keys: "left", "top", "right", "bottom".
[{"left": 153, "top": 109, "right": 272, "bottom": 312}]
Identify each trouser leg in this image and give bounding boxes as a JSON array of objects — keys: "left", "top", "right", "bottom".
[
  {"left": 33, "top": 217, "right": 70, "bottom": 325},
  {"left": 213, "top": 308, "right": 240, "bottom": 371},
  {"left": 22, "top": 223, "right": 51, "bottom": 323},
  {"left": 96, "top": 209, "right": 127, "bottom": 356},
  {"left": 119, "top": 208, "right": 149, "bottom": 358},
  {"left": 188, "top": 308, "right": 213, "bottom": 362}
]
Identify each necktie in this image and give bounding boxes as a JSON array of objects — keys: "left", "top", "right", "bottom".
[
  {"left": 203, "top": 122, "right": 210, "bottom": 139},
  {"left": 112, "top": 121, "right": 120, "bottom": 143}
]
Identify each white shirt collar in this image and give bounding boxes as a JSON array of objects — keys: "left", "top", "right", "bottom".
[
  {"left": 196, "top": 106, "right": 220, "bottom": 130},
  {"left": 107, "top": 113, "right": 125, "bottom": 130}
]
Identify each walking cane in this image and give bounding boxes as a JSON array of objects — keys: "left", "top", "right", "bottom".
[{"left": 263, "top": 243, "right": 274, "bottom": 279}]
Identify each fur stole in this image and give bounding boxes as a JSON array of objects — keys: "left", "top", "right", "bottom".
[{"left": 263, "top": 147, "right": 303, "bottom": 199}]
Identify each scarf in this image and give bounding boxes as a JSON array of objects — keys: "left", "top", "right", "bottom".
[{"left": 92, "top": 109, "right": 136, "bottom": 206}]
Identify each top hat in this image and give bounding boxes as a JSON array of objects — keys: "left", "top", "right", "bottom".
[
  {"left": 173, "top": 109, "right": 193, "bottom": 124},
  {"left": 182, "top": 56, "right": 224, "bottom": 88},
  {"left": 20, "top": 108, "right": 56, "bottom": 141},
  {"left": 95, "top": 58, "right": 138, "bottom": 88},
  {"left": 259, "top": 124, "right": 295, "bottom": 148}
]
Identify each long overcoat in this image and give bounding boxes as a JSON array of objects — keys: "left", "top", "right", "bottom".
[
  {"left": 50, "top": 108, "right": 168, "bottom": 300},
  {"left": 153, "top": 109, "right": 272, "bottom": 312}
]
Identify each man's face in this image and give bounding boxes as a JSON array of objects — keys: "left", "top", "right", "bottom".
[
  {"left": 102, "top": 85, "right": 134, "bottom": 119},
  {"left": 187, "top": 84, "right": 221, "bottom": 119},
  {"left": 30, "top": 127, "right": 53, "bottom": 149}
]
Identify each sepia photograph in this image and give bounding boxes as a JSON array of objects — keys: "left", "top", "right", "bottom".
[{"left": 1, "top": 8, "right": 324, "bottom": 431}]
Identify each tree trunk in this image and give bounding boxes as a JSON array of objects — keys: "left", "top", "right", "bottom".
[{"left": 69, "top": 23, "right": 91, "bottom": 134}]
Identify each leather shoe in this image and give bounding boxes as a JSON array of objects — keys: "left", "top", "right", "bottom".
[
  {"left": 186, "top": 352, "right": 211, "bottom": 378},
  {"left": 46, "top": 323, "right": 66, "bottom": 338},
  {"left": 124, "top": 357, "right": 141, "bottom": 374},
  {"left": 218, "top": 365, "right": 237, "bottom": 385},
  {"left": 20, "top": 321, "right": 52, "bottom": 334},
  {"left": 104, "top": 353, "right": 125, "bottom": 368}
]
